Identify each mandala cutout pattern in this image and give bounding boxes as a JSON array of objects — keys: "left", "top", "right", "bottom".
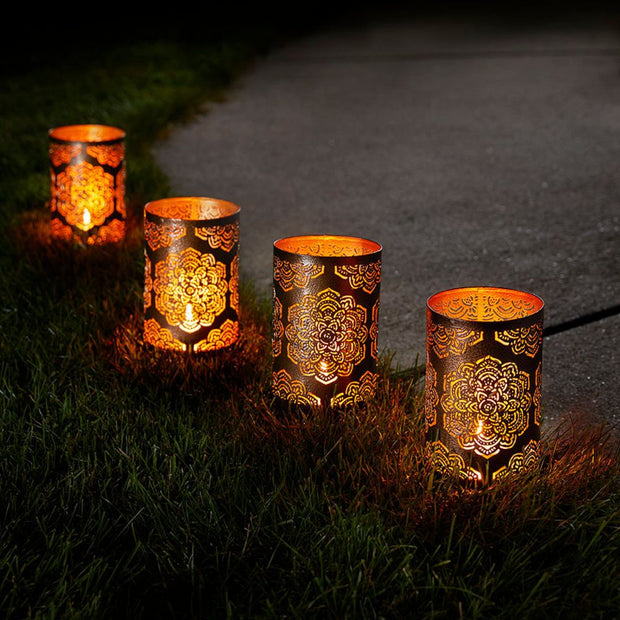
[
  {"left": 50, "top": 143, "right": 82, "bottom": 167},
  {"left": 429, "top": 323, "right": 484, "bottom": 359},
  {"left": 430, "top": 293, "right": 478, "bottom": 320},
  {"left": 272, "top": 369, "right": 321, "bottom": 406},
  {"left": 331, "top": 371, "right": 378, "bottom": 407},
  {"left": 495, "top": 323, "right": 543, "bottom": 358},
  {"left": 441, "top": 355, "right": 531, "bottom": 457},
  {"left": 273, "top": 257, "right": 324, "bottom": 291},
  {"left": 492, "top": 440, "right": 540, "bottom": 481},
  {"left": 148, "top": 200, "right": 228, "bottom": 221},
  {"left": 334, "top": 261, "right": 381, "bottom": 293},
  {"left": 194, "top": 320, "right": 239, "bottom": 352},
  {"left": 50, "top": 219, "right": 74, "bottom": 242},
  {"left": 426, "top": 440, "right": 482, "bottom": 481},
  {"left": 153, "top": 247, "right": 227, "bottom": 332},
  {"left": 55, "top": 163, "right": 115, "bottom": 230},
  {"left": 50, "top": 131, "right": 125, "bottom": 244},
  {"left": 286, "top": 288, "right": 367, "bottom": 384},
  {"left": 195, "top": 223, "right": 239, "bottom": 252},
  {"left": 430, "top": 292, "right": 540, "bottom": 321},
  {"left": 87, "top": 219, "right": 125, "bottom": 246},
  {"left": 482, "top": 293, "right": 539, "bottom": 321},
  {"left": 87, "top": 144, "right": 123, "bottom": 168},
  {"left": 145, "top": 219, "right": 186, "bottom": 250},
  {"left": 144, "top": 319, "right": 186, "bottom": 351}
]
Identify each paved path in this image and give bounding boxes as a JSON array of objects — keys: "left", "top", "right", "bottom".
[{"left": 154, "top": 4, "right": 620, "bottom": 435}]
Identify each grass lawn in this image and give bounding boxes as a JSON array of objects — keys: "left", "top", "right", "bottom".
[{"left": 0, "top": 14, "right": 618, "bottom": 620}]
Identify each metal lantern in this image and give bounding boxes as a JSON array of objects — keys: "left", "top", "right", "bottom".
[
  {"left": 272, "top": 235, "right": 382, "bottom": 408},
  {"left": 424, "top": 286, "right": 544, "bottom": 484},
  {"left": 143, "top": 197, "right": 240, "bottom": 353},
  {"left": 49, "top": 124, "right": 126, "bottom": 244}
]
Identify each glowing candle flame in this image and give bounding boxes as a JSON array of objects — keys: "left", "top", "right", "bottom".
[
  {"left": 185, "top": 303, "right": 194, "bottom": 324},
  {"left": 83, "top": 208, "right": 91, "bottom": 227},
  {"left": 475, "top": 419, "right": 484, "bottom": 435}
]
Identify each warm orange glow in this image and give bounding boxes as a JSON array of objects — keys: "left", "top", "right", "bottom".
[
  {"left": 425, "top": 286, "right": 544, "bottom": 484},
  {"left": 272, "top": 234, "right": 382, "bottom": 408},
  {"left": 274, "top": 235, "right": 382, "bottom": 257},
  {"left": 185, "top": 303, "right": 194, "bottom": 325},
  {"left": 49, "top": 124, "right": 126, "bottom": 245},
  {"left": 49, "top": 125, "right": 125, "bottom": 143},
  {"left": 143, "top": 196, "right": 241, "bottom": 353},
  {"left": 145, "top": 197, "right": 239, "bottom": 221},
  {"left": 428, "top": 286, "right": 544, "bottom": 322}
]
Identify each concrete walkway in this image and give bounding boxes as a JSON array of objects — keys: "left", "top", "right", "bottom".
[{"left": 153, "top": 4, "right": 620, "bottom": 435}]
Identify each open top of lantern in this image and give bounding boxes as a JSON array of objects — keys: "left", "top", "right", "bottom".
[
  {"left": 49, "top": 124, "right": 126, "bottom": 144},
  {"left": 428, "top": 286, "right": 544, "bottom": 322},
  {"left": 274, "top": 235, "right": 381, "bottom": 258},
  {"left": 145, "top": 197, "right": 240, "bottom": 222}
]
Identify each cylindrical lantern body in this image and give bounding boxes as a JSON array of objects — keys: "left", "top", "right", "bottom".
[
  {"left": 425, "top": 286, "right": 544, "bottom": 484},
  {"left": 143, "top": 197, "right": 240, "bottom": 353},
  {"left": 49, "top": 124, "right": 126, "bottom": 244},
  {"left": 272, "top": 235, "right": 382, "bottom": 408}
]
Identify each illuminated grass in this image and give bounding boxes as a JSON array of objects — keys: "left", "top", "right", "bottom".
[{"left": 0, "top": 21, "right": 618, "bottom": 620}]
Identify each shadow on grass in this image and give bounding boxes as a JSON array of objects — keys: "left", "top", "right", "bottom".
[
  {"left": 8, "top": 206, "right": 620, "bottom": 523},
  {"left": 4, "top": 204, "right": 619, "bottom": 618},
  {"left": 8, "top": 207, "right": 144, "bottom": 287}
]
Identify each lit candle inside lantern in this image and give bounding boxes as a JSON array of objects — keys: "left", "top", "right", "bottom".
[
  {"left": 475, "top": 419, "right": 484, "bottom": 436},
  {"left": 272, "top": 234, "right": 382, "bottom": 408},
  {"left": 143, "top": 197, "right": 241, "bottom": 353},
  {"left": 49, "top": 124, "right": 126, "bottom": 245},
  {"left": 185, "top": 302, "right": 194, "bottom": 325},
  {"left": 424, "top": 286, "right": 544, "bottom": 484}
]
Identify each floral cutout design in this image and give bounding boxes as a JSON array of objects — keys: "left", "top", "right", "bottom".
[
  {"left": 153, "top": 247, "right": 228, "bottom": 333},
  {"left": 195, "top": 223, "right": 239, "bottom": 252},
  {"left": 286, "top": 288, "right": 368, "bottom": 384},
  {"left": 273, "top": 257, "right": 324, "bottom": 292},
  {"left": 194, "top": 319, "right": 239, "bottom": 352},
  {"left": 54, "top": 163, "right": 115, "bottom": 230},
  {"left": 334, "top": 261, "right": 382, "bottom": 294},
  {"left": 428, "top": 323, "right": 484, "bottom": 359},
  {"left": 272, "top": 369, "right": 321, "bottom": 406},
  {"left": 495, "top": 323, "right": 543, "bottom": 358},
  {"left": 49, "top": 129, "right": 125, "bottom": 245},
  {"left": 145, "top": 219, "right": 186, "bottom": 250},
  {"left": 331, "top": 371, "right": 379, "bottom": 408},
  {"left": 441, "top": 355, "right": 531, "bottom": 457}
]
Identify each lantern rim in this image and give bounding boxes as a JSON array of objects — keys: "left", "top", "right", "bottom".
[
  {"left": 274, "top": 234, "right": 382, "bottom": 258},
  {"left": 144, "top": 197, "right": 240, "bottom": 222},
  {"left": 427, "top": 286, "right": 544, "bottom": 321},
  {"left": 49, "top": 124, "right": 126, "bottom": 144}
]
